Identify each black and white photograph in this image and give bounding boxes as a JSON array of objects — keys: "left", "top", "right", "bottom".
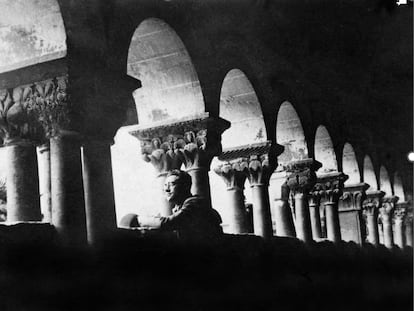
[{"left": 0, "top": 0, "right": 412, "bottom": 310}]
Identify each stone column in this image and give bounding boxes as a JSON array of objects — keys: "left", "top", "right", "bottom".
[
  {"left": 393, "top": 202, "right": 407, "bottom": 248},
  {"left": 37, "top": 143, "right": 52, "bottom": 222},
  {"left": 362, "top": 190, "right": 385, "bottom": 246},
  {"left": 131, "top": 113, "right": 230, "bottom": 209},
  {"left": 379, "top": 196, "right": 398, "bottom": 249},
  {"left": 246, "top": 152, "right": 275, "bottom": 239},
  {"left": 316, "top": 172, "right": 348, "bottom": 243},
  {"left": 5, "top": 140, "right": 42, "bottom": 222},
  {"left": 285, "top": 159, "right": 321, "bottom": 243},
  {"left": 405, "top": 208, "right": 413, "bottom": 247},
  {"left": 0, "top": 87, "right": 43, "bottom": 222},
  {"left": 308, "top": 189, "right": 322, "bottom": 239},
  {"left": 378, "top": 218, "right": 385, "bottom": 245},
  {"left": 338, "top": 183, "right": 369, "bottom": 244},
  {"left": 273, "top": 182, "right": 296, "bottom": 237},
  {"left": 82, "top": 139, "right": 117, "bottom": 244},
  {"left": 50, "top": 131, "right": 87, "bottom": 247},
  {"left": 214, "top": 160, "right": 249, "bottom": 234}
]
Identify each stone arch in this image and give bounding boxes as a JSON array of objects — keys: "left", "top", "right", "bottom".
[
  {"left": 127, "top": 18, "right": 204, "bottom": 125},
  {"left": 113, "top": 18, "right": 206, "bottom": 221},
  {"left": 342, "top": 143, "right": 360, "bottom": 185},
  {"left": 363, "top": 155, "right": 378, "bottom": 190},
  {"left": 393, "top": 172, "right": 405, "bottom": 201},
  {"left": 219, "top": 69, "right": 267, "bottom": 148},
  {"left": 314, "top": 125, "right": 338, "bottom": 174},
  {"left": 379, "top": 165, "right": 392, "bottom": 196},
  {"left": 275, "top": 101, "right": 309, "bottom": 168},
  {"left": 0, "top": 0, "right": 66, "bottom": 73}
]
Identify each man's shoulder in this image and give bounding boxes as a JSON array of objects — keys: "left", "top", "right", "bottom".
[{"left": 182, "top": 195, "right": 208, "bottom": 207}]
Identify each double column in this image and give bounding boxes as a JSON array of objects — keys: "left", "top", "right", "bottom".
[
  {"left": 131, "top": 113, "right": 230, "bottom": 211},
  {"left": 315, "top": 172, "right": 348, "bottom": 243},
  {"left": 214, "top": 160, "right": 249, "bottom": 234},
  {"left": 338, "top": 183, "right": 369, "bottom": 244},
  {"left": 214, "top": 142, "right": 282, "bottom": 238},
  {"left": 379, "top": 196, "right": 399, "bottom": 249},
  {"left": 285, "top": 159, "right": 321, "bottom": 243},
  {"left": 393, "top": 202, "right": 407, "bottom": 248},
  {"left": 362, "top": 190, "right": 385, "bottom": 246},
  {"left": 0, "top": 85, "right": 44, "bottom": 223},
  {"left": 405, "top": 207, "right": 413, "bottom": 247}
]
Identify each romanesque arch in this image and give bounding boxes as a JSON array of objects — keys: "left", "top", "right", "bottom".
[
  {"left": 112, "top": 18, "right": 205, "bottom": 221},
  {"left": 393, "top": 172, "right": 405, "bottom": 201},
  {"left": 126, "top": 18, "right": 204, "bottom": 125},
  {"left": 210, "top": 68, "right": 267, "bottom": 230},
  {"left": 379, "top": 166, "right": 393, "bottom": 197},
  {"left": 314, "top": 125, "right": 338, "bottom": 174},
  {"left": 275, "top": 101, "right": 309, "bottom": 167},
  {"left": 363, "top": 155, "right": 378, "bottom": 190},
  {"left": 342, "top": 142, "right": 361, "bottom": 185}
]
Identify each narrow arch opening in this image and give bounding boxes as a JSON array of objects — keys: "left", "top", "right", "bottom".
[
  {"left": 210, "top": 69, "right": 267, "bottom": 231},
  {"left": 127, "top": 18, "right": 204, "bottom": 125},
  {"left": 342, "top": 143, "right": 360, "bottom": 185},
  {"left": 314, "top": 125, "right": 338, "bottom": 174},
  {"left": 113, "top": 18, "right": 204, "bottom": 222},
  {"left": 379, "top": 166, "right": 392, "bottom": 196},
  {"left": 393, "top": 172, "right": 405, "bottom": 201},
  {"left": 219, "top": 69, "right": 267, "bottom": 148},
  {"left": 363, "top": 155, "right": 378, "bottom": 191},
  {"left": 275, "top": 102, "right": 308, "bottom": 167}
]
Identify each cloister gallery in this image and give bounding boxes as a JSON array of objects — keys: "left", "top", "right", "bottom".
[{"left": 0, "top": 0, "right": 412, "bottom": 310}]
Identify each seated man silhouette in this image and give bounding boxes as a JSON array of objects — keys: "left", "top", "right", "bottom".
[{"left": 135, "top": 169, "right": 223, "bottom": 241}]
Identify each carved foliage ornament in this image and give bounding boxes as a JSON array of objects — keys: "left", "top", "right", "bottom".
[
  {"left": 247, "top": 154, "right": 274, "bottom": 186},
  {"left": 214, "top": 159, "right": 248, "bottom": 190},
  {"left": 315, "top": 173, "right": 347, "bottom": 203},
  {"left": 0, "top": 77, "right": 69, "bottom": 143}
]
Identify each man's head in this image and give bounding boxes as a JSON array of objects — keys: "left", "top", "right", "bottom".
[{"left": 164, "top": 169, "right": 192, "bottom": 204}]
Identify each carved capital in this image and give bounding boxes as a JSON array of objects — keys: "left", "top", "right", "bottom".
[
  {"left": 308, "top": 189, "right": 322, "bottom": 207},
  {"left": 379, "top": 197, "right": 397, "bottom": 220},
  {"left": 363, "top": 190, "right": 385, "bottom": 216},
  {"left": 246, "top": 154, "right": 274, "bottom": 187},
  {"left": 404, "top": 206, "right": 413, "bottom": 225},
  {"left": 140, "top": 137, "right": 183, "bottom": 176},
  {"left": 130, "top": 113, "right": 230, "bottom": 171},
  {"left": 339, "top": 182, "right": 369, "bottom": 211},
  {"left": 0, "top": 76, "right": 70, "bottom": 144},
  {"left": 394, "top": 202, "right": 408, "bottom": 223},
  {"left": 315, "top": 172, "right": 348, "bottom": 204},
  {"left": 285, "top": 158, "right": 321, "bottom": 195},
  {"left": 214, "top": 159, "right": 248, "bottom": 190}
]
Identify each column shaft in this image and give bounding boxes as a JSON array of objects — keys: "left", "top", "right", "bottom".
[
  {"left": 366, "top": 214, "right": 380, "bottom": 246},
  {"left": 394, "top": 220, "right": 405, "bottom": 248},
  {"left": 382, "top": 216, "right": 394, "bottom": 249},
  {"left": 309, "top": 203, "right": 322, "bottom": 239},
  {"left": 273, "top": 199, "right": 296, "bottom": 237},
  {"left": 82, "top": 141, "right": 117, "bottom": 244},
  {"left": 6, "top": 143, "right": 41, "bottom": 222},
  {"left": 51, "top": 134, "right": 87, "bottom": 247},
  {"left": 378, "top": 222, "right": 384, "bottom": 245},
  {"left": 227, "top": 188, "right": 249, "bottom": 234},
  {"left": 294, "top": 193, "right": 313, "bottom": 243},
  {"left": 187, "top": 167, "right": 211, "bottom": 203},
  {"left": 251, "top": 185, "right": 273, "bottom": 238},
  {"left": 325, "top": 202, "right": 341, "bottom": 243},
  {"left": 37, "top": 144, "right": 52, "bottom": 222},
  {"left": 405, "top": 221, "right": 413, "bottom": 247}
]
